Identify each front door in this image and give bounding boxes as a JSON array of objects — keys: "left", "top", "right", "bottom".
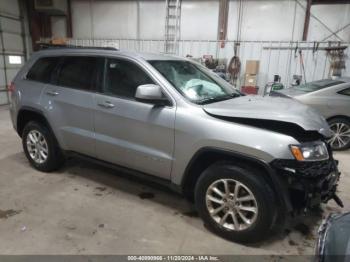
[{"left": 94, "top": 58, "right": 175, "bottom": 179}]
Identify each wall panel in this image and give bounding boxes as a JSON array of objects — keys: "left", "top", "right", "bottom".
[
  {"left": 0, "top": 0, "right": 26, "bottom": 105},
  {"left": 92, "top": 1, "right": 138, "bottom": 39},
  {"left": 227, "top": 0, "right": 303, "bottom": 41},
  {"left": 309, "top": 4, "right": 350, "bottom": 41},
  {"left": 0, "top": 0, "right": 20, "bottom": 16},
  {"left": 181, "top": 0, "right": 219, "bottom": 40},
  {"left": 139, "top": 0, "right": 165, "bottom": 40},
  {"left": 71, "top": 0, "right": 93, "bottom": 38},
  {"left": 52, "top": 16, "right": 67, "bottom": 38}
]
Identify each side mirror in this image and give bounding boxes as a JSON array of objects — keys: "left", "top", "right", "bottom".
[{"left": 135, "top": 84, "right": 169, "bottom": 105}]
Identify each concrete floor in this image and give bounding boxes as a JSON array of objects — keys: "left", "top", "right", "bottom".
[{"left": 0, "top": 106, "right": 349, "bottom": 255}]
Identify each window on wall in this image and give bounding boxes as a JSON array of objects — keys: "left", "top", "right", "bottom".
[
  {"left": 26, "top": 57, "right": 60, "bottom": 83},
  {"left": 338, "top": 88, "right": 350, "bottom": 96},
  {"left": 8, "top": 56, "right": 22, "bottom": 65},
  {"left": 104, "top": 58, "right": 154, "bottom": 99},
  {"left": 57, "top": 56, "right": 102, "bottom": 91}
]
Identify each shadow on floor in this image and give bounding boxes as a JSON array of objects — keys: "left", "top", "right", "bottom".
[{"left": 3, "top": 151, "right": 328, "bottom": 247}]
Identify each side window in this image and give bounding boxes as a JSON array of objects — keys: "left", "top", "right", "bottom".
[
  {"left": 338, "top": 88, "right": 350, "bottom": 96},
  {"left": 104, "top": 58, "right": 154, "bottom": 99},
  {"left": 26, "top": 57, "right": 60, "bottom": 83},
  {"left": 56, "top": 56, "right": 101, "bottom": 91}
]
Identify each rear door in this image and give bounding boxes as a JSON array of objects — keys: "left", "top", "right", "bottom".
[
  {"left": 93, "top": 57, "right": 176, "bottom": 179},
  {"left": 41, "top": 55, "right": 103, "bottom": 157}
]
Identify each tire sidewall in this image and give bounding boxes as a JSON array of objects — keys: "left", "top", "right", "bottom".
[
  {"left": 22, "top": 121, "right": 59, "bottom": 172},
  {"left": 195, "top": 163, "right": 276, "bottom": 243},
  {"left": 328, "top": 118, "right": 350, "bottom": 151}
]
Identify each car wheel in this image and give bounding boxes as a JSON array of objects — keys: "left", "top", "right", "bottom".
[
  {"left": 194, "top": 162, "right": 277, "bottom": 243},
  {"left": 22, "top": 121, "right": 65, "bottom": 172},
  {"left": 328, "top": 118, "right": 350, "bottom": 151}
]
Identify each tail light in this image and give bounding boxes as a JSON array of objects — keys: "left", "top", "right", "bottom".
[{"left": 8, "top": 82, "right": 15, "bottom": 93}]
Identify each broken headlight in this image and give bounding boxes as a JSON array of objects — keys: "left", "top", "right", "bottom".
[{"left": 290, "top": 141, "right": 329, "bottom": 161}]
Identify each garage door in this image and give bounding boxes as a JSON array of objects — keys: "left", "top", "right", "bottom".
[{"left": 0, "top": 0, "right": 26, "bottom": 105}]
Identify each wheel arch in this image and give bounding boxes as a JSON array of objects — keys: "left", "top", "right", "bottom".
[
  {"left": 181, "top": 147, "right": 292, "bottom": 212},
  {"left": 17, "top": 107, "right": 53, "bottom": 137},
  {"left": 327, "top": 115, "right": 350, "bottom": 122}
]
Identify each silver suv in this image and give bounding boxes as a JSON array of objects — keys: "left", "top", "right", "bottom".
[{"left": 9, "top": 47, "right": 342, "bottom": 243}]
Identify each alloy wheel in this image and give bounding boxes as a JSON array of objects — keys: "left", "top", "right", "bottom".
[
  {"left": 26, "top": 130, "right": 49, "bottom": 164},
  {"left": 329, "top": 122, "right": 350, "bottom": 150},
  {"left": 205, "top": 179, "right": 258, "bottom": 231}
]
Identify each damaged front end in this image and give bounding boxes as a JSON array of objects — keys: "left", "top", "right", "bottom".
[
  {"left": 204, "top": 114, "right": 342, "bottom": 211},
  {"left": 202, "top": 95, "right": 342, "bottom": 212},
  {"left": 271, "top": 143, "right": 342, "bottom": 212}
]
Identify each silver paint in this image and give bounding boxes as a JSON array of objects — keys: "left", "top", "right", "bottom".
[{"left": 9, "top": 48, "right": 334, "bottom": 185}]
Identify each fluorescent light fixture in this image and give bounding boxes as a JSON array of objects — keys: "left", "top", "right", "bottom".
[{"left": 9, "top": 56, "right": 22, "bottom": 65}]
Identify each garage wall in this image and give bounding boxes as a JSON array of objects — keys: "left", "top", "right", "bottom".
[
  {"left": 51, "top": 16, "right": 67, "bottom": 38},
  {"left": 71, "top": 0, "right": 91, "bottom": 38},
  {"left": 69, "top": 0, "right": 350, "bottom": 42},
  {"left": 65, "top": 0, "right": 350, "bottom": 88},
  {"left": 227, "top": 0, "right": 350, "bottom": 42},
  {"left": 227, "top": 0, "right": 305, "bottom": 41},
  {"left": 139, "top": 1, "right": 166, "bottom": 39},
  {"left": 71, "top": 0, "right": 166, "bottom": 40},
  {"left": 0, "top": 0, "right": 27, "bottom": 105},
  {"left": 181, "top": 0, "right": 219, "bottom": 40},
  {"left": 93, "top": 1, "right": 138, "bottom": 39},
  {"left": 308, "top": 4, "right": 350, "bottom": 41},
  {"left": 70, "top": 0, "right": 220, "bottom": 40}
]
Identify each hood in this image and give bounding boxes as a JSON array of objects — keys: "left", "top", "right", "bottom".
[
  {"left": 203, "top": 95, "right": 333, "bottom": 138},
  {"left": 272, "top": 87, "right": 307, "bottom": 97}
]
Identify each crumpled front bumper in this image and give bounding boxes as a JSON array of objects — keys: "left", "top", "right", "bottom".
[{"left": 271, "top": 156, "right": 341, "bottom": 211}]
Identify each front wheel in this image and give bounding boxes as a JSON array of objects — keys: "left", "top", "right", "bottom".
[{"left": 194, "top": 162, "right": 277, "bottom": 243}]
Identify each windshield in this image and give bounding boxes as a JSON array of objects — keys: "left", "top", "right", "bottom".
[
  {"left": 148, "top": 60, "right": 241, "bottom": 104},
  {"left": 295, "top": 79, "right": 344, "bottom": 93}
]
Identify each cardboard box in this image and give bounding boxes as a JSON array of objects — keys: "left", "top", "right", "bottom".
[
  {"left": 245, "top": 60, "right": 260, "bottom": 75},
  {"left": 51, "top": 38, "right": 67, "bottom": 45},
  {"left": 244, "top": 74, "right": 257, "bottom": 86},
  {"left": 241, "top": 86, "right": 259, "bottom": 95}
]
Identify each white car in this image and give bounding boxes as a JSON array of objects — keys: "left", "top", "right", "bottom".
[{"left": 273, "top": 78, "right": 350, "bottom": 150}]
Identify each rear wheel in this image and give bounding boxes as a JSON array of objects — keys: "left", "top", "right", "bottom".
[
  {"left": 195, "top": 162, "right": 277, "bottom": 243},
  {"left": 328, "top": 118, "right": 350, "bottom": 151},
  {"left": 22, "top": 121, "right": 65, "bottom": 172}
]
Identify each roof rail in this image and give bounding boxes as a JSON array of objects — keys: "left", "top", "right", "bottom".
[{"left": 38, "top": 43, "right": 119, "bottom": 51}]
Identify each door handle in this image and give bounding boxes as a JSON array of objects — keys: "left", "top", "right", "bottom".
[
  {"left": 97, "top": 101, "right": 115, "bottom": 109},
  {"left": 46, "top": 90, "right": 59, "bottom": 96}
]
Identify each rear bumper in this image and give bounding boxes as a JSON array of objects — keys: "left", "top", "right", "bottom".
[
  {"left": 271, "top": 157, "right": 341, "bottom": 211},
  {"left": 9, "top": 104, "right": 17, "bottom": 130},
  {"left": 8, "top": 94, "right": 17, "bottom": 131}
]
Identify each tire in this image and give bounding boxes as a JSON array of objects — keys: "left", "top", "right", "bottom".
[
  {"left": 22, "top": 121, "right": 65, "bottom": 172},
  {"left": 328, "top": 117, "right": 350, "bottom": 151},
  {"left": 194, "top": 162, "right": 277, "bottom": 243}
]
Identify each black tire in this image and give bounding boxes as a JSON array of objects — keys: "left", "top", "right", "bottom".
[
  {"left": 328, "top": 117, "right": 350, "bottom": 151},
  {"left": 22, "top": 121, "right": 65, "bottom": 172},
  {"left": 194, "top": 162, "right": 277, "bottom": 243}
]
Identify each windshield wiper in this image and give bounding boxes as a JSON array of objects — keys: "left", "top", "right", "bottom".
[{"left": 196, "top": 92, "right": 241, "bottom": 105}]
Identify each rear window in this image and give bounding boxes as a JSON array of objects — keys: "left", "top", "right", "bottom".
[
  {"left": 56, "top": 56, "right": 102, "bottom": 91},
  {"left": 296, "top": 79, "right": 344, "bottom": 93},
  {"left": 26, "top": 57, "right": 60, "bottom": 83}
]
